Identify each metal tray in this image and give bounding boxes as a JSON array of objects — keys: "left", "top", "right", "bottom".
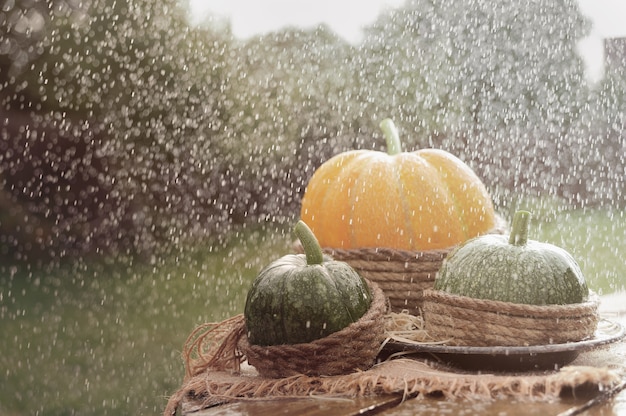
[{"left": 382, "top": 319, "right": 625, "bottom": 372}]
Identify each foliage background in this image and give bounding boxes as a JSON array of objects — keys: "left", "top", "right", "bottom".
[
  {"left": 0, "top": 0, "right": 624, "bottom": 260},
  {"left": 1, "top": 2, "right": 625, "bottom": 414}
]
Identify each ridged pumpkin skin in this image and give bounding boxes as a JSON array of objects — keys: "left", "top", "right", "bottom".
[
  {"left": 434, "top": 211, "right": 589, "bottom": 305},
  {"left": 244, "top": 221, "right": 372, "bottom": 346},
  {"left": 300, "top": 120, "right": 496, "bottom": 251}
]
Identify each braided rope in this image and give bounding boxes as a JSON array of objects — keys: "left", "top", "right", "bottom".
[
  {"left": 240, "top": 279, "right": 388, "bottom": 378},
  {"left": 422, "top": 289, "right": 599, "bottom": 346},
  {"left": 325, "top": 246, "right": 449, "bottom": 313}
]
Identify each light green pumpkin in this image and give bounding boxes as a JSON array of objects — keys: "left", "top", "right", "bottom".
[
  {"left": 244, "top": 220, "right": 372, "bottom": 346},
  {"left": 434, "top": 210, "right": 588, "bottom": 305}
]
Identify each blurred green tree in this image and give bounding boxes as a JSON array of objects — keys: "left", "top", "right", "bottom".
[
  {"left": 357, "top": 0, "right": 593, "bottom": 204},
  {"left": 359, "top": 0, "right": 590, "bottom": 137},
  {"left": 1, "top": 0, "right": 235, "bottom": 257},
  {"left": 1, "top": 0, "right": 621, "bottom": 261}
]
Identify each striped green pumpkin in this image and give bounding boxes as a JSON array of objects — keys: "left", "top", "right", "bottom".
[
  {"left": 434, "top": 211, "right": 588, "bottom": 305},
  {"left": 244, "top": 221, "right": 372, "bottom": 346}
]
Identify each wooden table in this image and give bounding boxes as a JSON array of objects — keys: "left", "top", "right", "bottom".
[{"left": 183, "top": 292, "right": 626, "bottom": 416}]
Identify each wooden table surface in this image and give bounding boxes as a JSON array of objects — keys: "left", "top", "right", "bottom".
[{"left": 182, "top": 292, "right": 626, "bottom": 416}]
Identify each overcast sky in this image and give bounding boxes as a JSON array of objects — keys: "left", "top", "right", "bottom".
[{"left": 189, "top": 0, "right": 626, "bottom": 83}]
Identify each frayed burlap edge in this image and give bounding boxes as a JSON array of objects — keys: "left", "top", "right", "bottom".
[
  {"left": 423, "top": 289, "right": 600, "bottom": 346},
  {"left": 167, "top": 359, "right": 620, "bottom": 416},
  {"left": 314, "top": 214, "right": 509, "bottom": 313}
]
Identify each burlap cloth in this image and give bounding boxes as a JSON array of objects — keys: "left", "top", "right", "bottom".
[
  {"left": 164, "top": 341, "right": 622, "bottom": 416},
  {"left": 171, "top": 360, "right": 620, "bottom": 415},
  {"left": 164, "top": 308, "right": 624, "bottom": 416}
]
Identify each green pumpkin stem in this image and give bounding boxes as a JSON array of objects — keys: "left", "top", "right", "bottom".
[
  {"left": 295, "top": 220, "right": 324, "bottom": 265},
  {"left": 509, "top": 210, "right": 531, "bottom": 246},
  {"left": 380, "top": 119, "right": 402, "bottom": 155}
]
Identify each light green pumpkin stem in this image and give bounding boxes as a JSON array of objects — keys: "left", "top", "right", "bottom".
[
  {"left": 380, "top": 118, "right": 402, "bottom": 155},
  {"left": 509, "top": 210, "right": 531, "bottom": 246},
  {"left": 295, "top": 220, "right": 324, "bottom": 265}
]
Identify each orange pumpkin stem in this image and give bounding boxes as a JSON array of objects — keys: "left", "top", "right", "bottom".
[{"left": 380, "top": 119, "right": 402, "bottom": 155}]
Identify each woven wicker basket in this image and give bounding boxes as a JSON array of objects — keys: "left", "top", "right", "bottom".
[
  {"left": 422, "top": 289, "right": 600, "bottom": 347},
  {"left": 239, "top": 279, "right": 387, "bottom": 378},
  {"left": 320, "top": 246, "right": 447, "bottom": 313},
  {"left": 316, "top": 216, "right": 508, "bottom": 314}
]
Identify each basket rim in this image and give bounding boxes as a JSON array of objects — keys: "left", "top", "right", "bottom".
[
  {"left": 322, "top": 246, "right": 452, "bottom": 262},
  {"left": 422, "top": 288, "right": 599, "bottom": 318}
]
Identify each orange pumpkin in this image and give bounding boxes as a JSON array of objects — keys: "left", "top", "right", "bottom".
[{"left": 300, "top": 119, "right": 497, "bottom": 251}]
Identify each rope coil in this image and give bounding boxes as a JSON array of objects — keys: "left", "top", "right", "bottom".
[
  {"left": 422, "top": 289, "right": 600, "bottom": 346},
  {"left": 327, "top": 246, "right": 448, "bottom": 313}
]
